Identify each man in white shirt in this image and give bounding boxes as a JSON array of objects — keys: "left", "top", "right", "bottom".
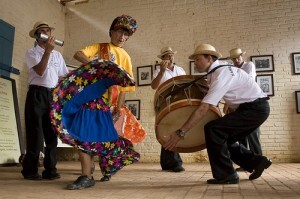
[
  {"left": 151, "top": 47, "right": 186, "bottom": 172},
  {"left": 164, "top": 44, "right": 272, "bottom": 184},
  {"left": 21, "top": 21, "right": 68, "bottom": 181},
  {"left": 229, "top": 48, "right": 262, "bottom": 161}
]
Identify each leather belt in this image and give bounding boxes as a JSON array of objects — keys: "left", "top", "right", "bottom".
[{"left": 252, "top": 97, "right": 270, "bottom": 103}]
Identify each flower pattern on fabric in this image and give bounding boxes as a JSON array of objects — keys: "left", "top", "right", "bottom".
[{"left": 50, "top": 60, "right": 139, "bottom": 175}]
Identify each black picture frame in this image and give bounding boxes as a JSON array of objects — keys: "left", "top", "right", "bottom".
[
  {"left": 154, "top": 63, "right": 160, "bottom": 71},
  {"left": 295, "top": 91, "right": 300, "bottom": 113},
  {"left": 251, "top": 55, "right": 274, "bottom": 72},
  {"left": 292, "top": 52, "right": 300, "bottom": 74},
  {"left": 256, "top": 74, "right": 274, "bottom": 96},
  {"left": 0, "top": 75, "right": 25, "bottom": 166},
  {"left": 190, "top": 61, "right": 206, "bottom": 75},
  {"left": 137, "top": 65, "right": 153, "bottom": 86},
  {"left": 125, "top": 100, "right": 140, "bottom": 120}
]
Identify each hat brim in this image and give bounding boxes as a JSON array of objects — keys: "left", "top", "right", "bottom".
[
  {"left": 29, "top": 26, "right": 55, "bottom": 38},
  {"left": 157, "top": 51, "right": 177, "bottom": 59},
  {"left": 228, "top": 51, "right": 246, "bottom": 59},
  {"left": 189, "top": 50, "right": 222, "bottom": 60}
]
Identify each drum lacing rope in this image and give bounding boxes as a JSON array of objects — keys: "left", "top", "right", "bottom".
[
  {"left": 166, "top": 95, "right": 172, "bottom": 112},
  {"left": 166, "top": 77, "right": 186, "bottom": 112},
  {"left": 164, "top": 65, "right": 231, "bottom": 99},
  {"left": 184, "top": 85, "right": 193, "bottom": 105}
]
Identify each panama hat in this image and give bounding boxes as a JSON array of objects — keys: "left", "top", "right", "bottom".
[
  {"left": 157, "top": 47, "right": 177, "bottom": 59},
  {"left": 29, "top": 21, "right": 55, "bottom": 38},
  {"left": 189, "top": 44, "right": 222, "bottom": 60},
  {"left": 228, "top": 48, "right": 246, "bottom": 59}
]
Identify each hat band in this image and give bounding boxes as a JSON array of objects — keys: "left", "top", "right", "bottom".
[
  {"left": 36, "top": 24, "right": 49, "bottom": 28},
  {"left": 162, "top": 50, "right": 174, "bottom": 54}
]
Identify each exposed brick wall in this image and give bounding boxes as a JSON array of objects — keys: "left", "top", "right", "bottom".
[{"left": 1, "top": 0, "right": 300, "bottom": 163}]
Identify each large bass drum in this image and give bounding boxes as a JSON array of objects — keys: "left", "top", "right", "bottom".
[{"left": 154, "top": 75, "right": 221, "bottom": 153}]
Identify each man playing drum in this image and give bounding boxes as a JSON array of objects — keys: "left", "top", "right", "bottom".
[
  {"left": 151, "top": 47, "right": 186, "bottom": 172},
  {"left": 164, "top": 44, "right": 272, "bottom": 184}
]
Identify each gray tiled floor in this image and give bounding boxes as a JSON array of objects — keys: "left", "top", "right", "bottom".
[{"left": 0, "top": 162, "right": 300, "bottom": 199}]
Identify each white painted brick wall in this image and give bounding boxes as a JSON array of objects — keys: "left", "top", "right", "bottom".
[{"left": 1, "top": 0, "right": 300, "bottom": 163}]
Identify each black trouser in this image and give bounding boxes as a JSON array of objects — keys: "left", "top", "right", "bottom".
[
  {"left": 160, "top": 147, "right": 183, "bottom": 170},
  {"left": 238, "top": 127, "right": 262, "bottom": 155},
  {"left": 21, "top": 85, "right": 58, "bottom": 177},
  {"left": 204, "top": 98, "right": 270, "bottom": 180}
]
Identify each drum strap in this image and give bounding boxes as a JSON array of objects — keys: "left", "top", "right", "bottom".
[{"left": 165, "top": 64, "right": 232, "bottom": 98}]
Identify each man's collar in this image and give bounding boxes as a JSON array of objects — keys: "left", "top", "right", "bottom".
[{"left": 208, "top": 60, "right": 220, "bottom": 73}]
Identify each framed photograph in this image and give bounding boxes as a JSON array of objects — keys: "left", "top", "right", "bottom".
[
  {"left": 292, "top": 52, "right": 300, "bottom": 74},
  {"left": 256, "top": 74, "right": 274, "bottom": 96},
  {"left": 125, "top": 100, "right": 140, "bottom": 120},
  {"left": 295, "top": 91, "right": 300, "bottom": 113},
  {"left": 219, "top": 58, "right": 233, "bottom": 65},
  {"left": 251, "top": 55, "right": 274, "bottom": 72},
  {"left": 0, "top": 75, "right": 25, "bottom": 165},
  {"left": 137, "top": 65, "right": 153, "bottom": 86},
  {"left": 154, "top": 63, "right": 160, "bottom": 71},
  {"left": 190, "top": 61, "right": 206, "bottom": 75}
]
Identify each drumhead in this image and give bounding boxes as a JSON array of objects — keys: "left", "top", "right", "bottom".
[{"left": 155, "top": 101, "right": 220, "bottom": 153}]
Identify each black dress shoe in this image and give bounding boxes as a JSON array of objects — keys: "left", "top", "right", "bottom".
[
  {"left": 100, "top": 174, "right": 111, "bottom": 182},
  {"left": 172, "top": 166, "right": 185, "bottom": 172},
  {"left": 249, "top": 156, "right": 272, "bottom": 180},
  {"left": 67, "top": 175, "right": 95, "bottom": 190},
  {"left": 42, "top": 173, "right": 61, "bottom": 180},
  {"left": 24, "top": 173, "right": 43, "bottom": 180},
  {"left": 207, "top": 173, "right": 239, "bottom": 184}
]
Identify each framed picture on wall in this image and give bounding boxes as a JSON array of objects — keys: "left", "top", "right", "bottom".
[
  {"left": 251, "top": 55, "right": 274, "bottom": 72},
  {"left": 256, "top": 74, "right": 274, "bottom": 96},
  {"left": 154, "top": 63, "right": 160, "bottom": 71},
  {"left": 292, "top": 52, "right": 300, "bottom": 74},
  {"left": 125, "top": 100, "right": 140, "bottom": 120},
  {"left": 190, "top": 61, "right": 206, "bottom": 75},
  {"left": 137, "top": 65, "right": 152, "bottom": 86},
  {"left": 295, "top": 91, "right": 300, "bottom": 114}
]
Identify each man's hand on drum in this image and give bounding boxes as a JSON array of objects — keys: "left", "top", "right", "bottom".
[
  {"left": 163, "top": 131, "right": 180, "bottom": 151},
  {"left": 160, "top": 60, "right": 170, "bottom": 74}
]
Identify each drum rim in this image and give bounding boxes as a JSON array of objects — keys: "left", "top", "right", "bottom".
[
  {"left": 154, "top": 75, "right": 208, "bottom": 112},
  {"left": 155, "top": 101, "right": 221, "bottom": 153}
]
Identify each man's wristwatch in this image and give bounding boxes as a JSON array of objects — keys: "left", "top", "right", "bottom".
[{"left": 176, "top": 129, "right": 185, "bottom": 139}]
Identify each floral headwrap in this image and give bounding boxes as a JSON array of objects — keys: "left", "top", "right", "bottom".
[{"left": 109, "top": 14, "right": 138, "bottom": 37}]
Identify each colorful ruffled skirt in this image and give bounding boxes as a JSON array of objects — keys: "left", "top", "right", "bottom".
[{"left": 50, "top": 60, "right": 140, "bottom": 175}]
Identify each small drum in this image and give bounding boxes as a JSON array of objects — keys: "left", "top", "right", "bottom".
[{"left": 154, "top": 75, "right": 221, "bottom": 153}]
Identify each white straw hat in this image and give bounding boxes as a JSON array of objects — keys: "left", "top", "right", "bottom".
[
  {"left": 228, "top": 48, "right": 246, "bottom": 59},
  {"left": 189, "top": 44, "right": 222, "bottom": 60},
  {"left": 29, "top": 21, "right": 55, "bottom": 38},
  {"left": 157, "top": 47, "right": 177, "bottom": 59}
]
